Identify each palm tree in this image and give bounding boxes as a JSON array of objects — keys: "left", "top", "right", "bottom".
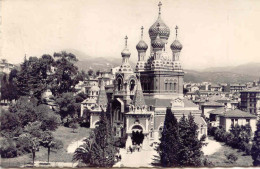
[{"left": 73, "top": 132, "right": 95, "bottom": 166}]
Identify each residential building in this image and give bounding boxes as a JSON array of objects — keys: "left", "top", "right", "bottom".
[
  {"left": 219, "top": 109, "right": 257, "bottom": 134},
  {"left": 240, "top": 87, "right": 260, "bottom": 118}
]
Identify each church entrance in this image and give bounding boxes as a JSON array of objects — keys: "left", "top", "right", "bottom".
[{"left": 131, "top": 125, "right": 144, "bottom": 145}]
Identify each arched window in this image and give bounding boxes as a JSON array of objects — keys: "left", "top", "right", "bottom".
[
  {"left": 170, "top": 83, "right": 172, "bottom": 90},
  {"left": 117, "top": 79, "right": 122, "bottom": 91},
  {"left": 165, "top": 83, "right": 167, "bottom": 91},
  {"left": 130, "top": 79, "right": 135, "bottom": 91},
  {"left": 174, "top": 83, "right": 177, "bottom": 92}
]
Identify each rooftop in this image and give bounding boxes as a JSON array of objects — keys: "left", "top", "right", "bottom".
[
  {"left": 202, "top": 101, "right": 224, "bottom": 107},
  {"left": 219, "top": 109, "right": 257, "bottom": 118},
  {"left": 208, "top": 107, "right": 225, "bottom": 115},
  {"left": 241, "top": 87, "right": 260, "bottom": 93}
]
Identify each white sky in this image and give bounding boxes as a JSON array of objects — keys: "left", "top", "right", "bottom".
[{"left": 1, "top": 0, "right": 260, "bottom": 69}]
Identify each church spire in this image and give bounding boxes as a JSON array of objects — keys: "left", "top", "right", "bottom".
[
  {"left": 96, "top": 80, "right": 108, "bottom": 110},
  {"left": 132, "top": 80, "right": 146, "bottom": 109}
]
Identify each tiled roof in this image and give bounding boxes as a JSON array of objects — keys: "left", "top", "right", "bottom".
[
  {"left": 144, "top": 98, "right": 171, "bottom": 107},
  {"left": 202, "top": 101, "right": 224, "bottom": 107},
  {"left": 183, "top": 98, "right": 198, "bottom": 108},
  {"left": 219, "top": 109, "right": 257, "bottom": 118},
  {"left": 132, "top": 80, "right": 146, "bottom": 108},
  {"left": 208, "top": 107, "right": 225, "bottom": 115}
]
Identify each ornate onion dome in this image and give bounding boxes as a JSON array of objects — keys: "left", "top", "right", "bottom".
[
  {"left": 149, "top": 2, "right": 170, "bottom": 40},
  {"left": 151, "top": 23, "right": 164, "bottom": 49},
  {"left": 121, "top": 36, "right": 131, "bottom": 57},
  {"left": 136, "top": 26, "right": 148, "bottom": 51},
  {"left": 170, "top": 25, "right": 183, "bottom": 51}
]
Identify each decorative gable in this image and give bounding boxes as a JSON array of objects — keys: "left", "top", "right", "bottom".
[{"left": 171, "top": 98, "right": 184, "bottom": 108}]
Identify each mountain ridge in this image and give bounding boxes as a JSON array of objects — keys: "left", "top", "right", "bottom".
[{"left": 65, "top": 49, "right": 259, "bottom": 83}]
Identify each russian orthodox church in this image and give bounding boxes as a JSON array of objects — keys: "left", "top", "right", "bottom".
[{"left": 82, "top": 2, "right": 207, "bottom": 149}]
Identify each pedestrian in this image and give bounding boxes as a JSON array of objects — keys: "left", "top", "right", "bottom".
[
  {"left": 119, "top": 154, "right": 122, "bottom": 161},
  {"left": 130, "top": 146, "right": 133, "bottom": 154}
]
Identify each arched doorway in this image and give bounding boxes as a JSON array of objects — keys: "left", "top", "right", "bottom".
[{"left": 131, "top": 125, "right": 144, "bottom": 145}]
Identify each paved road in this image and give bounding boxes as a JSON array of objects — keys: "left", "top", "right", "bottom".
[{"left": 114, "top": 148, "right": 157, "bottom": 167}]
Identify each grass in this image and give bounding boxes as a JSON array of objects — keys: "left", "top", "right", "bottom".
[
  {"left": 0, "top": 126, "right": 92, "bottom": 168},
  {"left": 206, "top": 137, "right": 253, "bottom": 167}
]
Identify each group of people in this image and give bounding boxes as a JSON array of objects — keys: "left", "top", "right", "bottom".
[
  {"left": 115, "top": 153, "right": 122, "bottom": 162},
  {"left": 127, "top": 144, "right": 142, "bottom": 154}
]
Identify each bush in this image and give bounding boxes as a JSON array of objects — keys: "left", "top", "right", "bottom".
[
  {"left": 0, "top": 139, "right": 18, "bottom": 158},
  {"left": 210, "top": 126, "right": 252, "bottom": 155},
  {"left": 202, "top": 157, "right": 214, "bottom": 167},
  {"left": 114, "top": 136, "right": 127, "bottom": 148},
  {"left": 225, "top": 153, "right": 238, "bottom": 164},
  {"left": 244, "top": 143, "right": 252, "bottom": 155},
  {"left": 16, "top": 136, "right": 32, "bottom": 154},
  {"left": 69, "top": 122, "right": 79, "bottom": 133}
]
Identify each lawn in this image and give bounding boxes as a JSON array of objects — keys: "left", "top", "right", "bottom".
[
  {"left": 0, "top": 126, "right": 92, "bottom": 168},
  {"left": 206, "top": 137, "right": 253, "bottom": 167}
]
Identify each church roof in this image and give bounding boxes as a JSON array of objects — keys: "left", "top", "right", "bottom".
[
  {"left": 183, "top": 98, "right": 198, "bottom": 108},
  {"left": 145, "top": 98, "right": 171, "bottom": 107},
  {"left": 132, "top": 80, "right": 146, "bottom": 108}
]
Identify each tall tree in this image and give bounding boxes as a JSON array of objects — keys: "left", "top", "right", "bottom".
[
  {"left": 51, "top": 51, "right": 80, "bottom": 96},
  {"left": 16, "top": 55, "right": 54, "bottom": 101},
  {"left": 178, "top": 114, "right": 206, "bottom": 167},
  {"left": 89, "top": 110, "right": 118, "bottom": 167},
  {"left": 252, "top": 120, "right": 260, "bottom": 166},
  {"left": 159, "top": 107, "right": 180, "bottom": 167},
  {"left": 55, "top": 92, "right": 78, "bottom": 120}
]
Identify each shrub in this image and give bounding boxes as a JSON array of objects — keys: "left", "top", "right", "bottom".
[
  {"left": 69, "top": 122, "right": 79, "bottom": 133},
  {"left": 202, "top": 157, "right": 214, "bottom": 167},
  {"left": 225, "top": 153, "right": 238, "bottom": 164},
  {"left": 244, "top": 143, "right": 252, "bottom": 155},
  {"left": 0, "top": 138, "right": 18, "bottom": 158}
]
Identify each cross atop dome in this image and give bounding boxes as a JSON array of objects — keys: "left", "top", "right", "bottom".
[
  {"left": 158, "top": 1, "right": 162, "bottom": 16},
  {"left": 125, "top": 35, "right": 128, "bottom": 48},
  {"left": 141, "top": 26, "right": 144, "bottom": 39},
  {"left": 175, "top": 25, "right": 178, "bottom": 38}
]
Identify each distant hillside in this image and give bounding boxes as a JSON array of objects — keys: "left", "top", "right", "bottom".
[
  {"left": 66, "top": 49, "right": 259, "bottom": 83},
  {"left": 66, "top": 49, "right": 134, "bottom": 71},
  {"left": 184, "top": 69, "right": 258, "bottom": 83},
  {"left": 203, "top": 62, "right": 260, "bottom": 77}
]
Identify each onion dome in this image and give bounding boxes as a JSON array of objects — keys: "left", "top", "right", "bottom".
[
  {"left": 121, "top": 36, "right": 131, "bottom": 57},
  {"left": 149, "top": 2, "right": 170, "bottom": 40},
  {"left": 170, "top": 25, "right": 183, "bottom": 51},
  {"left": 151, "top": 23, "right": 164, "bottom": 49},
  {"left": 136, "top": 26, "right": 148, "bottom": 51},
  {"left": 136, "top": 40, "right": 148, "bottom": 51},
  {"left": 170, "top": 39, "right": 183, "bottom": 51}
]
